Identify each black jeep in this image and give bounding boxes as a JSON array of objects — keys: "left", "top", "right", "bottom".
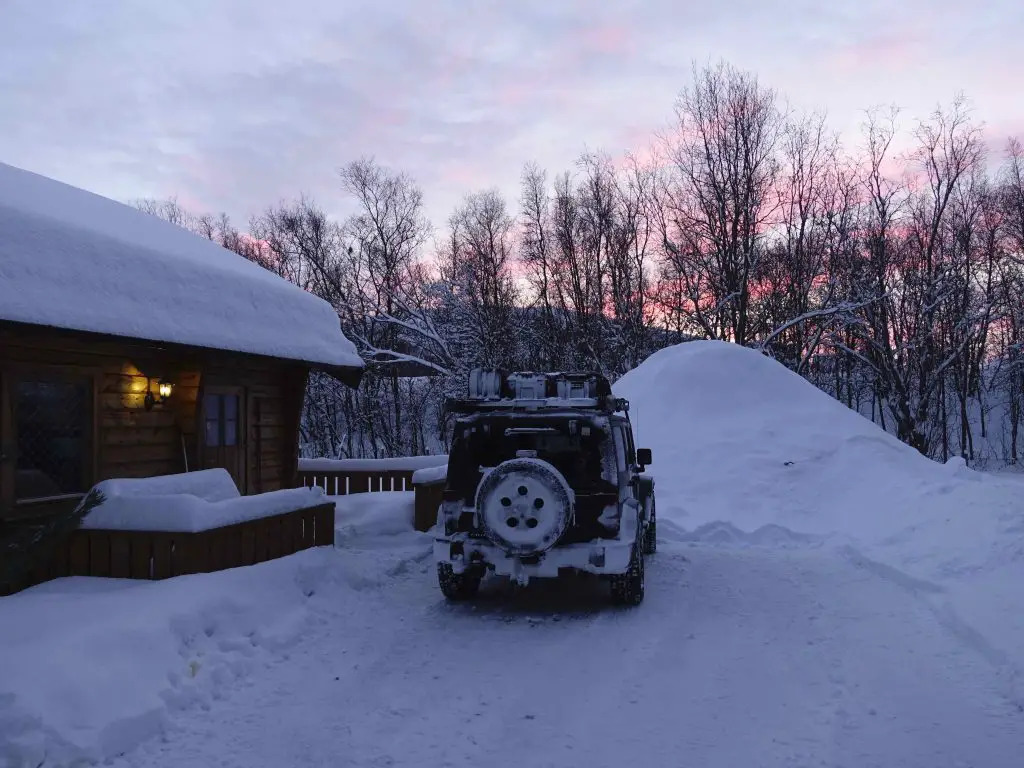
[{"left": 433, "top": 370, "right": 655, "bottom": 605}]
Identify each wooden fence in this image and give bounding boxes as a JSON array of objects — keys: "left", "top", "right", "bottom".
[{"left": 1, "top": 502, "right": 334, "bottom": 597}]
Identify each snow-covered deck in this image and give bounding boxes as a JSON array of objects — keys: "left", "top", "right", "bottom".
[{"left": 2, "top": 470, "right": 335, "bottom": 595}]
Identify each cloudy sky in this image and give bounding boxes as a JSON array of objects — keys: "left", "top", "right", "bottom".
[{"left": 1, "top": 0, "right": 1021, "bottom": 229}]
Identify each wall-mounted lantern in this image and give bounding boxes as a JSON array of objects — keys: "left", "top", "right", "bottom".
[{"left": 144, "top": 378, "right": 174, "bottom": 411}]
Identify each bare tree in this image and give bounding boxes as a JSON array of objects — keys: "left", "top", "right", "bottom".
[
  {"left": 756, "top": 111, "right": 863, "bottom": 373},
  {"left": 519, "top": 162, "right": 564, "bottom": 369},
  {"left": 833, "top": 100, "right": 986, "bottom": 454},
  {"left": 131, "top": 68, "right": 1024, "bottom": 469},
  {"left": 439, "top": 188, "right": 520, "bottom": 371},
  {"left": 660, "top": 60, "right": 784, "bottom": 345},
  {"left": 996, "top": 139, "right": 1024, "bottom": 463},
  {"left": 249, "top": 196, "right": 339, "bottom": 290},
  {"left": 133, "top": 197, "right": 264, "bottom": 263}
]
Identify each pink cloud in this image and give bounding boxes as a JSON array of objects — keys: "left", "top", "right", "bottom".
[
  {"left": 578, "top": 23, "right": 632, "bottom": 55},
  {"left": 438, "top": 160, "right": 483, "bottom": 188},
  {"left": 827, "top": 31, "right": 925, "bottom": 74},
  {"left": 496, "top": 80, "right": 532, "bottom": 109}
]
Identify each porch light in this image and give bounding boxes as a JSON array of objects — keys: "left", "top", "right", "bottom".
[{"left": 144, "top": 378, "right": 174, "bottom": 411}]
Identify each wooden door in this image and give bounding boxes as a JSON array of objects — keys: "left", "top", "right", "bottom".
[
  {"left": 201, "top": 386, "right": 246, "bottom": 491},
  {"left": 246, "top": 394, "right": 268, "bottom": 495}
]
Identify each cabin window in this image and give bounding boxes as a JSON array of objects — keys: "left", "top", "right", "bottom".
[
  {"left": 13, "top": 374, "right": 92, "bottom": 500},
  {"left": 203, "top": 392, "right": 240, "bottom": 447}
]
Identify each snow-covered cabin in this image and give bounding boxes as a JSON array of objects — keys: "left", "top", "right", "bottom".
[{"left": 0, "top": 162, "right": 362, "bottom": 523}]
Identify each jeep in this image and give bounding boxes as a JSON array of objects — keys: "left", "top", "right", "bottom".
[{"left": 433, "top": 369, "right": 655, "bottom": 605}]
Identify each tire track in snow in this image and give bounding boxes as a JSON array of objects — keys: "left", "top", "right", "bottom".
[{"left": 839, "top": 544, "right": 1024, "bottom": 712}]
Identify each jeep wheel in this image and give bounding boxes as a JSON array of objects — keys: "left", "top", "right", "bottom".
[
  {"left": 437, "top": 563, "right": 482, "bottom": 601},
  {"left": 642, "top": 503, "right": 657, "bottom": 555},
  {"left": 609, "top": 546, "right": 645, "bottom": 606}
]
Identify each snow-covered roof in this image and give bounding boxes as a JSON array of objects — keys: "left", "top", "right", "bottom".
[{"left": 0, "top": 162, "right": 362, "bottom": 375}]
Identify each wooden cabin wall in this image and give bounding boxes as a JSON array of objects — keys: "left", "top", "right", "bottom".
[
  {"left": 1, "top": 328, "right": 199, "bottom": 519},
  {"left": 100, "top": 361, "right": 197, "bottom": 480},
  {"left": 1, "top": 324, "right": 310, "bottom": 519}
]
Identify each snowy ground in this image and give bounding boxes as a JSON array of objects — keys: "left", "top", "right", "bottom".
[
  {"left": 76, "top": 530, "right": 1024, "bottom": 768},
  {"left": 3, "top": 341, "right": 1024, "bottom": 767}
]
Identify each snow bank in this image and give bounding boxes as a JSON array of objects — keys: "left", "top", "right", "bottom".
[
  {"left": 616, "top": 341, "right": 928, "bottom": 538},
  {"left": 0, "top": 485, "right": 433, "bottom": 768},
  {"left": 329, "top": 493, "right": 434, "bottom": 594},
  {"left": 333, "top": 492, "right": 416, "bottom": 543},
  {"left": 0, "top": 547, "right": 337, "bottom": 767},
  {"left": 0, "top": 162, "right": 361, "bottom": 370},
  {"left": 615, "top": 340, "right": 1024, "bottom": 671},
  {"left": 299, "top": 455, "right": 448, "bottom": 472},
  {"left": 80, "top": 469, "right": 328, "bottom": 532}
]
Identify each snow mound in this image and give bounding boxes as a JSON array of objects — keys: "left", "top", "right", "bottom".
[
  {"left": 615, "top": 340, "right": 1024, "bottom": 672},
  {"left": 333, "top": 492, "right": 416, "bottom": 543},
  {"left": 617, "top": 341, "right": 939, "bottom": 537},
  {"left": 0, "top": 548, "right": 337, "bottom": 767},
  {"left": 330, "top": 493, "right": 434, "bottom": 590},
  {"left": 0, "top": 162, "right": 361, "bottom": 370},
  {"left": 80, "top": 469, "right": 328, "bottom": 532},
  {"left": 90, "top": 468, "right": 241, "bottom": 502}
]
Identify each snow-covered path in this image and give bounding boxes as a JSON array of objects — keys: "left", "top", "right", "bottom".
[{"left": 112, "top": 530, "right": 1024, "bottom": 768}]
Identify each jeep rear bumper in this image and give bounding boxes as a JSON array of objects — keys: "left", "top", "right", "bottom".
[{"left": 433, "top": 534, "right": 634, "bottom": 579}]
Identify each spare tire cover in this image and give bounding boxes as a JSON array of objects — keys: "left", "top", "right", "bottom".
[{"left": 476, "top": 458, "right": 574, "bottom": 556}]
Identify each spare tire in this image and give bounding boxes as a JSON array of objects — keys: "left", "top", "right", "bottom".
[{"left": 475, "top": 458, "right": 574, "bottom": 556}]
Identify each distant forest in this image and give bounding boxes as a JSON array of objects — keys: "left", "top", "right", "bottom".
[{"left": 137, "top": 60, "right": 1024, "bottom": 470}]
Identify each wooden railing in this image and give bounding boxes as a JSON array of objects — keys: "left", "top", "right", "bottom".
[
  {"left": 296, "top": 457, "right": 448, "bottom": 496},
  {"left": 297, "top": 468, "right": 419, "bottom": 495},
  {"left": 296, "top": 458, "right": 448, "bottom": 533},
  {"left": 1, "top": 502, "right": 335, "bottom": 597}
]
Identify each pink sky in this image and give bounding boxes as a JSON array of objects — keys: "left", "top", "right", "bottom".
[{"left": 0, "top": 0, "right": 1020, "bottom": 229}]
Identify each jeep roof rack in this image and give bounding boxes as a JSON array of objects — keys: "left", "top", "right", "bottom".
[{"left": 445, "top": 369, "right": 629, "bottom": 415}]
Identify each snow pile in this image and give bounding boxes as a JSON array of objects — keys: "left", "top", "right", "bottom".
[
  {"left": 0, "top": 162, "right": 361, "bottom": 370},
  {"left": 333, "top": 492, "right": 416, "bottom": 542},
  {"left": 615, "top": 340, "right": 1024, "bottom": 670},
  {"left": 90, "top": 468, "right": 242, "bottom": 503},
  {"left": 0, "top": 547, "right": 337, "bottom": 767},
  {"left": 80, "top": 469, "right": 328, "bottom": 532},
  {"left": 617, "top": 341, "right": 932, "bottom": 537}
]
